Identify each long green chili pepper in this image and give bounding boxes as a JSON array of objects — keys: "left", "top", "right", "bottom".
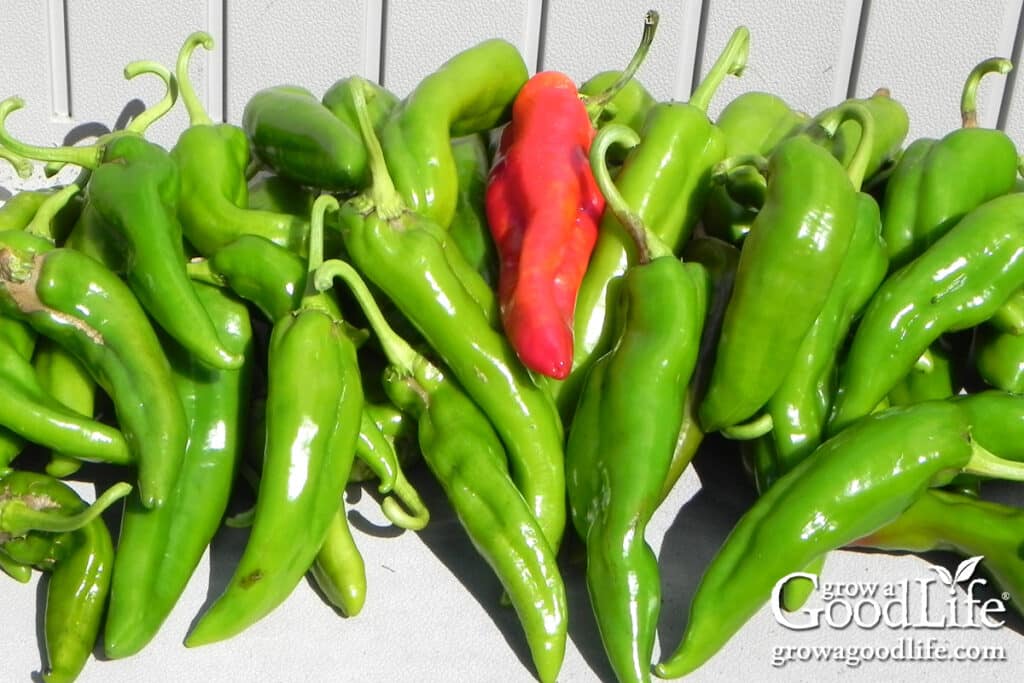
[
  {"left": 0, "top": 230, "right": 185, "bottom": 509},
  {"left": 33, "top": 338, "right": 99, "bottom": 478},
  {"left": 832, "top": 193, "right": 1024, "bottom": 432},
  {"left": 0, "top": 471, "right": 130, "bottom": 683},
  {"left": 564, "top": 123, "right": 707, "bottom": 683},
  {"left": 172, "top": 32, "right": 310, "bottom": 255},
  {"left": 699, "top": 103, "right": 872, "bottom": 433},
  {"left": 333, "top": 78, "right": 566, "bottom": 552},
  {"left": 314, "top": 257, "right": 566, "bottom": 683},
  {"left": 104, "top": 281, "right": 253, "bottom": 658},
  {"left": 186, "top": 195, "right": 362, "bottom": 647},
  {"left": 656, "top": 401, "right": 1024, "bottom": 679},
  {"left": 310, "top": 506, "right": 366, "bottom": 618},
  {"left": 554, "top": 26, "right": 749, "bottom": 420}
]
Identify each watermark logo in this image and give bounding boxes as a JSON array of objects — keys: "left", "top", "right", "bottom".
[{"left": 771, "top": 556, "right": 1008, "bottom": 632}]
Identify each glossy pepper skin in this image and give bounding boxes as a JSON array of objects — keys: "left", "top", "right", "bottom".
[
  {"left": 380, "top": 39, "right": 529, "bottom": 229},
  {"left": 448, "top": 134, "right": 497, "bottom": 286},
  {"left": 853, "top": 489, "right": 1024, "bottom": 617},
  {"left": 200, "top": 234, "right": 306, "bottom": 322},
  {"left": 578, "top": 70, "right": 655, "bottom": 139},
  {"left": 881, "top": 59, "right": 1018, "bottom": 268},
  {"left": 104, "top": 282, "right": 253, "bottom": 658},
  {"left": 0, "top": 188, "right": 82, "bottom": 239},
  {"left": 555, "top": 26, "right": 749, "bottom": 415},
  {"left": 0, "top": 234, "right": 185, "bottom": 508},
  {"left": 171, "top": 33, "right": 309, "bottom": 255},
  {"left": 657, "top": 401, "right": 1021, "bottom": 678},
  {"left": 186, "top": 196, "right": 362, "bottom": 647},
  {"left": 565, "top": 124, "right": 708, "bottom": 683},
  {"left": 310, "top": 505, "right": 366, "bottom": 617},
  {"left": 699, "top": 106, "right": 870, "bottom": 433},
  {"left": 768, "top": 192, "right": 888, "bottom": 468},
  {"left": 333, "top": 79, "right": 567, "bottom": 552},
  {"left": 831, "top": 193, "right": 1024, "bottom": 432},
  {"left": 0, "top": 471, "right": 129, "bottom": 683},
  {"left": 243, "top": 85, "right": 368, "bottom": 191},
  {"left": 975, "top": 325, "right": 1024, "bottom": 393},
  {"left": 316, "top": 257, "right": 565, "bottom": 683}
]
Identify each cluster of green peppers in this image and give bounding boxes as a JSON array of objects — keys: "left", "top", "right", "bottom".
[{"left": 3, "top": 20, "right": 1024, "bottom": 683}]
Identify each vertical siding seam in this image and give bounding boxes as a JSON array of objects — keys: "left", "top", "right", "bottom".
[
  {"left": 47, "top": 0, "right": 71, "bottom": 120},
  {"left": 673, "top": 0, "right": 705, "bottom": 101},
  {"left": 832, "top": 0, "right": 864, "bottom": 103},
  {"left": 524, "top": 0, "right": 546, "bottom": 74},
  {"left": 844, "top": 0, "right": 871, "bottom": 99},
  {"left": 996, "top": 0, "right": 1024, "bottom": 131},
  {"left": 534, "top": 0, "right": 551, "bottom": 73},
  {"left": 364, "top": 0, "right": 384, "bottom": 83},
  {"left": 379, "top": 0, "right": 390, "bottom": 87}
]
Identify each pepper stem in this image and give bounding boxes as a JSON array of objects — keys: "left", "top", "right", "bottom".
[
  {"left": 813, "top": 101, "right": 875, "bottom": 191},
  {"left": 176, "top": 31, "right": 215, "bottom": 127},
  {"left": 720, "top": 413, "right": 774, "bottom": 440},
  {"left": 0, "top": 482, "right": 131, "bottom": 537},
  {"left": 185, "top": 258, "right": 227, "bottom": 287},
  {"left": 584, "top": 10, "right": 660, "bottom": 122},
  {"left": 962, "top": 439, "right": 1024, "bottom": 482},
  {"left": 961, "top": 57, "right": 1012, "bottom": 128},
  {"left": 712, "top": 153, "right": 770, "bottom": 184},
  {"left": 124, "top": 60, "right": 179, "bottom": 133},
  {"left": 0, "top": 98, "right": 103, "bottom": 169},
  {"left": 23, "top": 183, "right": 80, "bottom": 242},
  {"left": 689, "top": 26, "right": 751, "bottom": 112},
  {"left": 381, "top": 468, "right": 430, "bottom": 531},
  {"left": 0, "top": 143, "right": 32, "bottom": 178},
  {"left": 314, "top": 259, "right": 420, "bottom": 374},
  {"left": 350, "top": 78, "right": 404, "bottom": 220},
  {"left": 589, "top": 123, "right": 671, "bottom": 265}
]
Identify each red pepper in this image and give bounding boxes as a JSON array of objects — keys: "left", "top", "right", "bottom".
[
  {"left": 486, "top": 73, "right": 603, "bottom": 379},
  {"left": 485, "top": 12, "right": 659, "bottom": 379}
]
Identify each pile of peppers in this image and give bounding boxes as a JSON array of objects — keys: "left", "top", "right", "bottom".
[{"left": 3, "top": 14, "right": 1024, "bottom": 683}]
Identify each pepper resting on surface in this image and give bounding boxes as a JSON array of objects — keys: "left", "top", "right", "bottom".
[
  {"left": 331, "top": 78, "right": 567, "bottom": 553},
  {"left": 564, "top": 123, "right": 707, "bottom": 683},
  {"left": 314, "top": 258, "right": 566, "bottom": 683},
  {"left": 0, "top": 471, "right": 130, "bottom": 683},
  {"left": 486, "top": 11, "right": 658, "bottom": 379},
  {"left": 186, "top": 195, "right": 362, "bottom": 647},
  {"left": 656, "top": 401, "right": 1024, "bottom": 678}
]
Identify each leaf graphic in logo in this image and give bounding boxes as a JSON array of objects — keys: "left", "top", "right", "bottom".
[
  {"left": 930, "top": 564, "right": 954, "bottom": 587},
  {"left": 954, "top": 556, "right": 984, "bottom": 584}
]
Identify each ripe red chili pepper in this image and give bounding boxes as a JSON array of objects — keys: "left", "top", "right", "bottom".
[{"left": 485, "top": 12, "right": 658, "bottom": 379}]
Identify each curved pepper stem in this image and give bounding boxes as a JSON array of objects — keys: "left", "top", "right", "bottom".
[
  {"left": 584, "top": 10, "right": 660, "bottom": 122},
  {"left": 589, "top": 123, "right": 672, "bottom": 265},
  {"left": 0, "top": 143, "right": 32, "bottom": 178},
  {"left": 0, "top": 98, "right": 103, "bottom": 169},
  {"left": 712, "top": 153, "right": 770, "bottom": 182},
  {"left": 0, "top": 482, "right": 131, "bottom": 537},
  {"left": 124, "top": 59, "right": 180, "bottom": 134},
  {"left": 176, "top": 31, "right": 215, "bottom": 127},
  {"left": 23, "top": 183, "right": 80, "bottom": 241},
  {"left": 813, "top": 101, "right": 875, "bottom": 191},
  {"left": 314, "top": 259, "right": 420, "bottom": 374},
  {"left": 962, "top": 439, "right": 1024, "bottom": 482},
  {"left": 720, "top": 413, "right": 774, "bottom": 440},
  {"left": 350, "top": 78, "right": 404, "bottom": 220},
  {"left": 961, "top": 57, "right": 1012, "bottom": 128},
  {"left": 380, "top": 468, "right": 430, "bottom": 531},
  {"left": 689, "top": 26, "right": 750, "bottom": 112}
]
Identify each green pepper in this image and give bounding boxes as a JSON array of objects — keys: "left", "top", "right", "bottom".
[
  {"left": 0, "top": 471, "right": 130, "bottom": 683},
  {"left": 186, "top": 195, "right": 362, "bottom": 647},
  {"left": 831, "top": 193, "right": 1024, "bottom": 432},
  {"left": 0, "top": 188, "right": 82, "bottom": 239},
  {"left": 0, "top": 142, "right": 32, "bottom": 179},
  {"left": 314, "top": 257, "right": 566, "bottom": 683},
  {"left": 246, "top": 173, "right": 314, "bottom": 216},
  {"left": 171, "top": 33, "right": 310, "bottom": 255},
  {"left": 380, "top": 39, "right": 528, "bottom": 229},
  {"left": 881, "top": 59, "right": 1017, "bottom": 268},
  {"left": 554, "top": 27, "right": 749, "bottom": 419},
  {"left": 310, "top": 505, "right": 366, "bottom": 617},
  {"left": 854, "top": 488, "right": 1024, "bottom": 617},
  {"left": 656, "top": 401, "right": 1024, "bottom": 678},
  {"left": 104, "top": 281, "right": 253, "bottom": 658},
  {"left": 699, "top": 103, "right": 873, "bottom": 433},
  {"left": 243, "top": 83, "right": 369, "bottom": 192},
  {"left": 579, "top": 70, "right": 655, "bottom": 136},
  {"left": 0, "top": 232, "right": 186, "bottom": 509},
  {"left": 975, "top": 325, "right": 1024, "bottom": 392},
  {"left": 564, "top": 124, "right": 707, "bottom": 683},
  {"left": 333, "top": 78, "right": 566, "bottom": 552},
  {"left": 448, "top": 134, "right": 497, "bottom": 286},
  {"left": 702, "top": 91, "right": 805, "bottom": 243},
  {"left": 888, "top": 336, "right": 963, "bottom": 405},
  {"left": 33, "top": 338, "right": 99, "bottom": 478},
  {"left": 322, "top": 76, "right": 399, "bottom": 135}
]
